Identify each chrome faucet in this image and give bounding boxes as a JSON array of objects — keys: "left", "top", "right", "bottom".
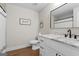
[{"left": 67, "top": 29, "right": 72, "bottom": 38}]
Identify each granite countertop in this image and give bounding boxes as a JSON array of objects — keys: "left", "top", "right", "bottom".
[{"left": 39, "top": 33, "right": 79, "bottom": 48}]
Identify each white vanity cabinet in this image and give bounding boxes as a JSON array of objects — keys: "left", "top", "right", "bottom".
[
  {"left": 46, "top": 39, "right": 79, "bottom": 56},
  {"left": 39, "top": 36, "right": 63, "bottom": 56},
  {"left": 38, "top": 36, "right": 79, "bottom": 56}
]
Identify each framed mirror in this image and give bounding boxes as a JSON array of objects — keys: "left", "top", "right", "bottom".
[{"left": 50, "top": 3, "right": 79, "bottom": 29}]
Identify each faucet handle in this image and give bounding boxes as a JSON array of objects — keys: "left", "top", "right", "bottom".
[{"left": 64, "top": 34, "right": 68, "bottom": 37}]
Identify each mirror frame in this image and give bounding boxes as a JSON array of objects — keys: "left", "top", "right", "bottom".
[{"left": 50, "top": 3, "right": 74, "bottom": 29}]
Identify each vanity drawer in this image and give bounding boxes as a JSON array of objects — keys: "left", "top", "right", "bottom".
[{"left": 39, "top": 37, "right": 46, "bottom": 45}]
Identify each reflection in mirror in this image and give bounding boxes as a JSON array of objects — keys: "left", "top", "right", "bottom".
[{"left": 50, "top": 3, "right": 79, "bottom": 29}]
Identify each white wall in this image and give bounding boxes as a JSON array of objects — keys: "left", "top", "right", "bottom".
[
  {"left": 39, "top": 3, "right": 79, "bottom": 35},
  {"left": 39, "top": 4, "right": 54, "bottom": 33},
  {"left": 6, "top": 4, "right": 39, "bottom": 51}
]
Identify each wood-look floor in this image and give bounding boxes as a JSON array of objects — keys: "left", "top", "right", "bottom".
[{"left": 7, "top": 47, "right": 39, "bottom": 56}]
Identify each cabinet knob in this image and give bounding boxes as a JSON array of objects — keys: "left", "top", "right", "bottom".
[
  {"left": 56, "top": 53, "right": 62, "bottom": 56},
  {"left": 56, "top": 53, "right": 58, "bottom": 56}
]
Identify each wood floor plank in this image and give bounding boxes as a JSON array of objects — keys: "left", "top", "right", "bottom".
[{"left": 7, "top": 47, "right": 39, "bottom": 56}]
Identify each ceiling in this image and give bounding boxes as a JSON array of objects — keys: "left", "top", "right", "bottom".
[{"left": 9, "top": 3, "right": 49, "bottom": 12}]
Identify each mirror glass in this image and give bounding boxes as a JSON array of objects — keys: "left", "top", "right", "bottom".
[{"left": 50, "top": 3, "right": 79, "bottom": 28}]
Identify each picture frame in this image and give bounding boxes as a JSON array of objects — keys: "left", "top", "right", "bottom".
[
  {"left": 40, "top": 22, "right": 43, "bottom": 28},
  {"left": 19, "top": 18, "right": 31, "bottom": 25}
]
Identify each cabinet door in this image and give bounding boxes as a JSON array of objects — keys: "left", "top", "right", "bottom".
[
  {"left": 40, "top": 38, "right": 65, "bottom": 56},
  {"left": 40, "top": 45, "right": 58, "bottom": 56},
  {"left": 44, "top": 47, "right": 58, "bottom": 56},
  {"left": 39, "top": 37, "right": 58, "bottom": 56},
  {"left": 40, "top": 46, "right": 45, "bottom": 56},
  {"left": 44, "top": 44, "right": 64, "bottom": 56},
  {"left": 39, "top": 37, "right": 65, "bottom": 56},
  {"left": 39, "top": 36, "right": 46, "bottom": 56}
]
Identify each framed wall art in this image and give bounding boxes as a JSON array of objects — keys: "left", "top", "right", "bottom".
[{"left": 19, "top": 18, "right": 31, "bottom": 25}]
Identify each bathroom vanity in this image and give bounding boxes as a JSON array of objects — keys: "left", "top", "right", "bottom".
[
  {"left": 38, "top": 34, "right": 79, "bottom": 56},
  {"left": 38, "top": 3, "right": 79, "bottom": 56}
]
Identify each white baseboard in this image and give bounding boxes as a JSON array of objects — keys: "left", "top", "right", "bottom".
[{"left": 6, "top": 44, "right": 31, "bottom": 52}]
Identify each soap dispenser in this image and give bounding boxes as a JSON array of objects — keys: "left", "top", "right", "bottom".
[{"left": 74, "top": 35, "right": 77, "bottom": 39}]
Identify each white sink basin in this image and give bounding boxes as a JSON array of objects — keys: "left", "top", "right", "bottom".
[
  {"left": 57, "top": 37, "right": 79, "bottom": 47},
  {"left": 40, "top": 34, "right": 64, "bottom": 39}
]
